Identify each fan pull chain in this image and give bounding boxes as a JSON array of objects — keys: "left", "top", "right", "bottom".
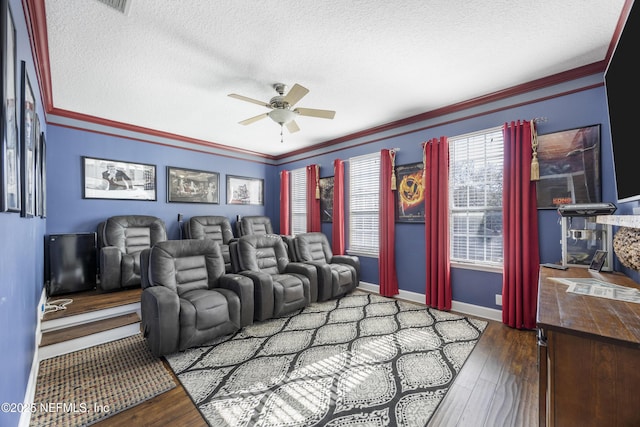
[{"left": 280, "top": 124, "right": 284, "bottom": 143}]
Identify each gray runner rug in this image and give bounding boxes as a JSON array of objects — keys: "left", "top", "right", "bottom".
[{"left": 165, "top": 290, "right": 487, "bottom": 427}]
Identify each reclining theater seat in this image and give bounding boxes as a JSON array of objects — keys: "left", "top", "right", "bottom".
[
  {"left": 98, "top": 215, "right": 167, "bottom": 291},
  {"left": 233, "top": 234, "right": 317, "bottom": 320},
  {"left": 294, "top": 232, "right": 360, "bottom": 302},
  {"left": 184, "top": 215, "right": 235, "bottom": 273},
  {"left": 238, "top": 215, "right": 273, "bottom": 236},
  {"left": 139, "top": 239, "right": 254, "bottom": 357}
]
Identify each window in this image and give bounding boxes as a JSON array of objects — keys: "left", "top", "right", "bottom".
[
  {"left": 449, "top": 127, "right": 504, "bottom": 267},
  {"left": 348, "top": 152, "right": 380, "bottom": 256},
  {"left": 290, "top": 167, "right": 307, "bottom": 235}
]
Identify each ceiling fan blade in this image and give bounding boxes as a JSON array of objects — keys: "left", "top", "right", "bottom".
[
  {"left": 239, "top": 113, "right": 268, "bottom": 125},
  {"left": 295, "top": 107, "right": 336, "bottom": 120},
  {"left": 283, "top": 84, "right": 309, "bottom": 107},
  {"left": 286, "top": 120, "right": 300, "bottom": 133},
  {"left": 228, "top": 93, "right": 270, "bottom": 108}
]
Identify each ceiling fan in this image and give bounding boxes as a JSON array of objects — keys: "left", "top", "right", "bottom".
[{"left": 228, "top": 83, "right": 336, "bottom": 141}]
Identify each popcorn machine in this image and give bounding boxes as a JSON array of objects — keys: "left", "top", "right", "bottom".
[{"left": 557, "top": 203, "right": 616, "bottom": 271}]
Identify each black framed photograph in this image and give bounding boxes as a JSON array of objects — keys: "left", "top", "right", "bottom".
[
  {"left": 319, "top": 176, "right": 334, "bottom": 223},
  {"left": 39, "top": 131, "right": 46, "bottom": 217},
  {"left": 82, "top": 156, "right": 157, "bottom": 201},
  {"left": 33, "top": 114, "right": 41, "bottom": 217},
  {"left": 20, "top": 61, "right": 36, "bottom": 218},
  {"left": 167, "top": 166, "right": 219, "bottom": 204},
  {"left": 395, "top": 162, "right": 425, "bottom": 223},
  {"left": 536, "top": 124, "right": 601, "bottom": 209},
  {"left": 226, "top": 175, "right": 263, "bottom": 205},
  {"left": 1, "top": 0, "right": 19, "bottom": 212}
]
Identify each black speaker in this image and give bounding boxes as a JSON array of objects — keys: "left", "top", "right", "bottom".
[{"left": 46, "top": 233, "right": 97, "bottom": 296}]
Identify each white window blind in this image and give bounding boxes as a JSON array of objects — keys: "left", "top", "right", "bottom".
[
  {"left": 449, "top": 127, "right": 504, "bottom": 266},
  {"left": 290, "top": 168, "right": 307, "bottom": 236},
  {"left": 348, "top": 152, "right": 380, "bottom": 256}
]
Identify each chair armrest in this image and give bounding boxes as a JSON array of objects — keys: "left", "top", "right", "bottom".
[
  {"left": 99, "top": 246, "right": 123, "bottom": 291},
  {"left": 141, "top": 286, "right": 180, "bottom": 357},
  {"left": 219, "top": 274, "right": 255, "bottom": 327},
  {"left": 139, "top": 248, "right": 151, "bottom": 289},
  {"left": 238, "top": 270, "right": 273, "bottom": 321},
  {"left": 286, "top": 261, "right": 323, "bottom": 303},
  {"left": 332, "top": 255, "right": 361, "bottom": 283}
]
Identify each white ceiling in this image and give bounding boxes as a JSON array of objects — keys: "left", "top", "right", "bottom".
[{"left": 42, "top": 0, "right": 627, "bottom": 157}]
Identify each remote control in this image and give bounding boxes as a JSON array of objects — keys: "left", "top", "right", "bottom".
[{"left": 541, "top": 263, "right": 568, "bottom": 270}]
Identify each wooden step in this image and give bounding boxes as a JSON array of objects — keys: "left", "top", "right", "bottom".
[
  {"left": 40, "top": 312, "right": 140, "bottom": 347},
  {"left": 43, "top": 288, "right": 142, "bottom": 321}
]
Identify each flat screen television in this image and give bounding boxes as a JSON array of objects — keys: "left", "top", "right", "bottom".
[
  {"left": 604, "top": 1, "right": 639, "bottom": 203},
  {"left": 45, "top": 233, "right": 97, "bottom": 296}
]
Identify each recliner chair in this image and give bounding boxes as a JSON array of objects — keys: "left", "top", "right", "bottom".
[
  {"left": 184, "top": 215, "right": 235, "bottom": 272},
  {"left": 231, "top": 234, "right": 317, "bottom": 320},
  {"left": 97, "top": 215, "right": 167, "bottom": 291},
  {"left": 139, "top": 239, "right": 254, "bottom": 357},
  {"left": 237, "top": 215, "right": 273, "bottom": 236},
  {"left": 294, "top": 232, "right": 360, "bottom": 301}
]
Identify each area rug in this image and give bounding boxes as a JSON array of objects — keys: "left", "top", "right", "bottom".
[
  {"left": 30, "top": 333, "right": 176, "bottom": 427},
  {"left": 165, "top": 290, "right": 487, "bottom": 427}
]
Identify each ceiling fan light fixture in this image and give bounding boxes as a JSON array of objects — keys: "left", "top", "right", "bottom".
[{"left": 268, "top": 108, "right": 297, "bottom": 125}]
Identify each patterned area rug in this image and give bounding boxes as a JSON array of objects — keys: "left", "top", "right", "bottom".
[
  {"left": 30, "top": 334, "right": 176, "bottom": 427},
  {"left": 166, "top": 290, "right": 487, "bottom": 427}
]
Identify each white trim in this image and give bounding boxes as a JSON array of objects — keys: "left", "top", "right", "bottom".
[
  {"left": 357, "top": 281, "right": 502, "bottom": 322},
  {"left": 19, "top": 288, "right": 48, "bottom": 427},
  {"left": 38, "top": 325, "right": 141, "bottom": 361},
  {"left": 41, "top": 302, "right": 140, "bottom": 332}
]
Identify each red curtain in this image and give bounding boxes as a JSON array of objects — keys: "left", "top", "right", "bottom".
[
  {"left": 502, "top": 120, "right": 540, "bottom": 329},
  {"left": 423, "top": 137, "right": 452, "bottom": 310},
  {"left": 279, "top": 170, "right": 290, "bottom": 235},
  {"left": 379, "top": 149, "right": 399, "bottom": 297},
  {"left": 306, "top": 165, "right": 321, "bottom": 232},
  {"left": 332, "top": 159, "right": 346, "bottom": 255}
]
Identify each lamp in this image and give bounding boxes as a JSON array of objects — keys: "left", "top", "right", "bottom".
[{"left": 268, "top": 108, "right": 297, "bottom": 125}]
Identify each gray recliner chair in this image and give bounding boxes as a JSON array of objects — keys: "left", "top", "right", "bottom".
[
  {"left": 184, "top": 215, "right": 235, "bottom": 272},
  {"left": 294, "top": 232, "right": 360, "bottom": 301},
  {"left": 237, "top": 215, "right": 273, "bottom": 236},
  {"left": 231, "top": 234, "right": 316, "bottom": 320},
  {"left": 97, "top": 215, "right": 167, "bottom": 291},
  {"left": 139, "top": 239, "right": 254, "bottom": 357}
]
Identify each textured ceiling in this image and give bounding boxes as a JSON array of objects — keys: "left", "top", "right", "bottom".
[{"left": 42, "top": 0, "right": 627, "bottom": 157}]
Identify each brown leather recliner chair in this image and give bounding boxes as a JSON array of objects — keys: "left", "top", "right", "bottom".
[
  {"left": 230, "top": 234, "right": 317, "bottom": 320},
  {"left": 139, "top": 239, "right": 254, "bottom": 357},
  {"left": 294, "top": 232, "right": 360, "bottom": 301},
  {"left": 184, "top": 215, "right": 235, "bottom": 272},
  {"left": 97, "top": 215, "right": 167, "bottom": 291}
]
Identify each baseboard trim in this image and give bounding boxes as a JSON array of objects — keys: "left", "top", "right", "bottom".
[
  {"left": 357, "top": 282, "right": 502, "bottom": 322},
  {"left": 38, "top": 324, "right": 141, "bottom": 361}
]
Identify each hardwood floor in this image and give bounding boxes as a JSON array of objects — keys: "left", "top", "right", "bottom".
[{"left": 45, "top": 291, "right": 539, "bottom": 427}]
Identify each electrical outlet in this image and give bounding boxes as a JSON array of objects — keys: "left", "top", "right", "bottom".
[{"left": 495, "top": 294, "right": 502, "bottom": 306}]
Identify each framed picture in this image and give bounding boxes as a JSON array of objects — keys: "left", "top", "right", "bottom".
[
  {"left": 226, "top": 175, "right": 263, "bottom": 205},
  {"left": 1, "top": 0, "right": 19, "bottom": 213},
  {"left": 82, "top": 156, "right": 157, "bottom": 201},
  {"left": 536, "top": 124, "right": 601, "bottom": 209},
  {"left": 39, "top": 132, "right": 46, "bottom": 217},
  {"left": 34, "top": 114, "right": 41, "bottom": 217},
  {"left": 167, "top": 166, "right": 219, "bottom": 204},
  {"left": 319, "top": 176, "right": 334, "bottom": 223},
  {"left": 395, "top": 162, "right": 425, "bottom": 223},
  {"left": 20, "top": 61, "right": 36, "bottom": 218}
]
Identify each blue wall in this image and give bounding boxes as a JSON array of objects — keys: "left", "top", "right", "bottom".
[
  {"left": 276, "top": 82, "right": 628, "bottom": 307},
  {"left": 0, "top": 0, "right": 47, "bottom": 425},
  {"left": 45, "top": 125, "right": 276, "bottom": 238}
]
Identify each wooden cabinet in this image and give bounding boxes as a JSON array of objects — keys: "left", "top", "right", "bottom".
[{"left": 537, "top": 267, "right": 640, "bottom": 427}]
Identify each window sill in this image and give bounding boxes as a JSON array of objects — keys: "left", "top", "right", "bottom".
[
  {"left": 451, "top": 261, "right": 503, "bottom": 274},
  {"left": 347, "top": 250, "right": 378, "bottom": 258}
]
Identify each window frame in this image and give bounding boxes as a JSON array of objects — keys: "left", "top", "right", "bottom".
[
  {"left": 290, "top": 167, "right": 307, "bottom": 236},
  {"left": 347, "top": 152, "right": 380, "bottom": 257}
]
